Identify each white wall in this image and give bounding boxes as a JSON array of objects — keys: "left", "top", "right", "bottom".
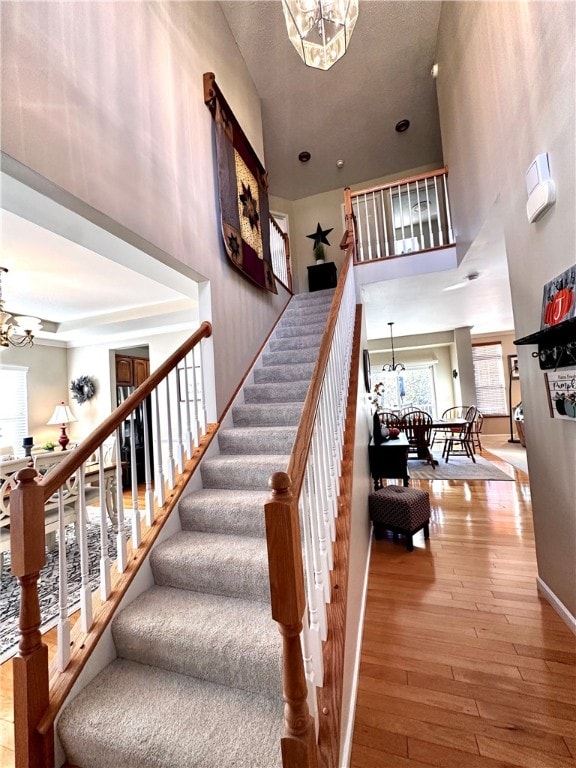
[
  {"left": 0, "top": 1, "right": 289, "bottom": 416},
  {"left": 436, "top": 1, "right": 576, "bottom": 616}
]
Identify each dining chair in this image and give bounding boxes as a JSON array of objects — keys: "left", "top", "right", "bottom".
[
  {"left": 430, "top": 406, "right": 473, "bottom": 448},
  {"left": 442, "top": 418, "right": 476, "bottom": 463},
  {"left": 470, "top": 412, "right": 484, "bottom": 453},
  {"left": 378, "top": 411, "right": 401, "bottom": 428},
  {"left": 400, "top": 410, "right": 434, "bottom": 465},
  {"left": 34, "top": 451, "right": 80, "bottom": 548}
]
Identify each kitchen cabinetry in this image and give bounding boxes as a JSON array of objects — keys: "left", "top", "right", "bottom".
[{"left": 115, "top": 356, "right": 150, "bottom": 386}]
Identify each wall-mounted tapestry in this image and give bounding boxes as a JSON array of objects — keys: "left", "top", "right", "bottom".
[{"left": 204, "top": 72, "right": 277, "bottom": 294}]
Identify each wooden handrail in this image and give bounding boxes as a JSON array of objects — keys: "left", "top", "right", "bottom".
[
  {"left": 39, "top": 321, "right": 212, "bottom": 501},
  {"left": 350, "top": 166, "right": 448, "bottom": 198},
  {"left": 286, "top": 251, "right": 352, "bottom": 501}
]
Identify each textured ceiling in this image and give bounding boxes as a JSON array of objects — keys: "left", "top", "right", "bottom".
[{"left": 220, "top": 0, "right": 444, "bottom": 200}]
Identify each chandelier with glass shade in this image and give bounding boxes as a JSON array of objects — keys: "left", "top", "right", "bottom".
[
  {"left": 0, "top": 267, "right": 42, "bottom": 348},
  {"left": 281, "top": 0, "right": 359, "bottom": 71}
]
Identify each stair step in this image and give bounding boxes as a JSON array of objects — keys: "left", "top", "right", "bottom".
[
  {"left": 262, "top": 347, "right": 319, "bottom": 366},
  {"left": 274, "top": 320, "right": 327, "bottom": 339},
  {"left": 290, "top": 288, "right": 334, "bottom": 305},
  {"left": 243, "top": 380, "right": 309, "bottom": 404},
  {"left": 57, "top": 659, "right": 283, "bottom": 768},
  {"left": 218, "top": 426, "right": 297, "bottom": 455},
  {"left": 232, "top": 401, "right": 303, "bottom": 426},
  {"left": 268, "top": 333, "right": 322, "bottom": 352},
  {"left": 201, "top": 453, "right": 289, "bottom": 490},
  {"left": 150, "top": 530, "right": 270, "bottom": 602},
  {"left": 179, "top": 489, "right": 269, "bottom": 537},
  {"left": 112, "top": 587, "right": 282, "bottom": 699},
  {"left": 253, "top": 361, "right": 314, "bottom": 383}
]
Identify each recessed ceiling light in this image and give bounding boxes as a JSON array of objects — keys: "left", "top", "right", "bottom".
[
  {"left": 395, "top": 119, "right": 410, "bottom": 133},
  {"left": 443, "top": 272, "right": 480, "bottom": 291},
  {"left": 298, "top": 151, "right": 311, "bottom": 163}
]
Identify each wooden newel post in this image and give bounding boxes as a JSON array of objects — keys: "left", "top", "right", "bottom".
[
  {"left": 343, "top": 187, "right": 356, "bottom": 256},
  {"left": 10, "top": 467, "right": 54, "bottom": 768},
  {"left": 265, "top": 472, "right": 319, "bottom": 768}
]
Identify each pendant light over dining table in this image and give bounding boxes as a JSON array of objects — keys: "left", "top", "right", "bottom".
[
  {"left": 382, "top": 322, "right": 405, "bottom": 372},
  {"left": 281, "top": 0, "right": 360, "bottom": 71}
]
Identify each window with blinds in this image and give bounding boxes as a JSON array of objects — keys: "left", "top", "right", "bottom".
[
  {"left": 472, "top": 343, "right": 507, "bottom": 416},
  {"left": 0, "top": 365, "right": 29, "bottom": 452}
]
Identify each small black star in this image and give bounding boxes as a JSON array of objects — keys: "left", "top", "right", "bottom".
[
  {"left": 306, "top": 223, "right": 333, "bottom": 249},
  {"left": 227, "top": 233, "right": 241, "bottom": 258}
]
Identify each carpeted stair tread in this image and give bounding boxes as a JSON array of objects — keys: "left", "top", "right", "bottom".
[
  {"left": 112, "top": 586, "right": 282, "bottom": 698},
  {"left": 254, "top": 361, "right": 315, "bottom": 383},
  {"left": 268, "top": 333, "right": 323, "bottom": 352},
  {"left": 150, "top": 530, "right": 270, "bottom": 601},
  {"left": 218, "top": 426, "right": 297, "bottom": 455},
  {"left": 57, "top": 658, "right": 283, "bottom": 768},
  {"left": 232, "top": 401, "right": 303, "bottom": 426},
  {"left": 274, "top": 320, "right": 327, "bottom": 339},
  {"left": 178, "top": 489, "right": 269, "bottom": 537},
  {"left": 200, "top": 454, "right": 289, "bottom": 490},
  {"left": 262, "top": 346, "right": 319, "bottom": 365},
  {"left": 243, "top": 380, "right": 310, "bottom": 403}
]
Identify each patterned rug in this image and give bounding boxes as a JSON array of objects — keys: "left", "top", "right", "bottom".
[
  {"left": 408, "top": 453, "right": 515, "bottom": 481},
  {"left": 0, "top": 516, "right": 126, "bottom": 663}
]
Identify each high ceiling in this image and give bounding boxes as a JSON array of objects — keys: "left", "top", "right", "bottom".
[
  {"left": 220, "top": 1, "right": 444, "bottom": 201},
  {"left": 0, "top": 1, "right": 515, "bottom": 348}
]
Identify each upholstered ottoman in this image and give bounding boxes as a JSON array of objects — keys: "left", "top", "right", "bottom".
[{"left": 369, "top": 485, "right": 431, "bottom": 552}]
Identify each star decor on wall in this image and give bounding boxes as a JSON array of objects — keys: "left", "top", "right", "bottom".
[
  {"left": 239, "top": 182, "right": 260, "bottom": 231},
  {"left": 306, "top": 222, "right": 333, "bottom": 249}
]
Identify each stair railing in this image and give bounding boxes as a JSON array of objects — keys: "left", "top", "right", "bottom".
[
  {"left": 269, "top": 213, "right": 293, "bottom": 292},
  {"left": 10, "top": 321, "right": 213, "bottom": 768},
  {"left": 346, "top": 167, "right": 455, "bottom": 263},
  {"left": 265, "top": 249, "right": 356, "bottom": 767}
]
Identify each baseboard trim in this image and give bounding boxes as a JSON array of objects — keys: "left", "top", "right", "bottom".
[
  {"left": 536, "top": 576, "right": 576, "bottom": 634},
  {"left": 339, "top": 529, "right": 373, "bottom": 768}
]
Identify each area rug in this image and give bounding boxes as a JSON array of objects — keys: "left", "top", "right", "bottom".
[
  {"left": 0, "top": 517, "right": 126, "bottom": 663},
  {"left": 408, "top": 453, "right": 515, "bottom": 481}
]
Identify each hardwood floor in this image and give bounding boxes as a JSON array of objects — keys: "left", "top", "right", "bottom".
[
  {"left": 2, "top": 457, "right": 574, "bottom": 768},
  {"left": 350, "top": 453, "right": 576, "bottom": 768}
]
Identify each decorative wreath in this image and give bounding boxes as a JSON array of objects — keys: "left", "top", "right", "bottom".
[{"left": 70, "top": 375, "right": 96, "bottom": 405}]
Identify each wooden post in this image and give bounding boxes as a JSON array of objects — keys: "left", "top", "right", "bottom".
[
  {"left": 265, "top": 472, "right": 319, "bottom": 768},
  {"left": 283, "top": 232, "right": 293, "bottom": 293},
  {"left": 343, "top": 187, "right": 357, "bottom": 257},
  {"left": 10, "top": 467, "right": 54, "bottom": 768}
]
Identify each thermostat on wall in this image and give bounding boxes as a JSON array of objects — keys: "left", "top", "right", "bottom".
[{"left": 525, "top": 153, "right": 556, "bottom": 223}]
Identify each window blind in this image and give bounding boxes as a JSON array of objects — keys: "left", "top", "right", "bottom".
[
  {"left": 472, "top": 344, "right": 507, "bottom": 416},
  {"left": 0, "top": 365, "right": 29, "bottom": 452}
]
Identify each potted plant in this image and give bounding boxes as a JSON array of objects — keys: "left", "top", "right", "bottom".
[
  {"left": 314, "top": 243, "right": 326, "bottom": 264},
  {"left": 42, "top": 440, "right": 56, "bottom": 452}
]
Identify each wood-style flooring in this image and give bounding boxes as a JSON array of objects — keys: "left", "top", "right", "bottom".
[
  {"left": 2, "top": 455, "right": 575, "bottom": 768},
  {"left": 350, "top": 453, "right": 576, "bottom": 768}
]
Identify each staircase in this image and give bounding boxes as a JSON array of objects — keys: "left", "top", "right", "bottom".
[{"left": 56, "top": 289, "right": 335, "bottom": 768}]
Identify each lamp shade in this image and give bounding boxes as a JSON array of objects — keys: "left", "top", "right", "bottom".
[
  {"left": 47, "top": 402, "right": 77, "bottom": 426},
  {"left": 282, "top": 0, "right": 359, "bottom": 71}
]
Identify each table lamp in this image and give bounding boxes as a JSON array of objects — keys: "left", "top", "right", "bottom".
[{"left": 47, "top": 402, "right": 77, "bottom": 450}]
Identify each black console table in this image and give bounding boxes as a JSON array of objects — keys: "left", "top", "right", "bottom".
[
  {"left": 368, "top": 433, "right": 410, "bottom": 490},
  {"left": 307, "top": 262, "right": 337, "bottom": 292}
]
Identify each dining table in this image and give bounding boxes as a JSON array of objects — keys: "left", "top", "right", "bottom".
[{"left": 404, "top": 416, "right": 468, "bottom": 467}]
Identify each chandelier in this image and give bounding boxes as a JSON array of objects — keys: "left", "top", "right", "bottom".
[
  {"left": 281, "top": 0, "right": 359, "bottom": 71},
  {"left": 0, "top": 267, "right": 42, "bottom": 348},
  {"left": 382, "top": 322, "right": 405, "bottom": 372}
]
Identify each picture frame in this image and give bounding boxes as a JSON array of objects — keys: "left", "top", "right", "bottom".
[
  {"left": 363, "top": 349, "right": 371, "bottom": 393},
  {"left": 508, "top": 355, "right": 520, "bottom": 380},
  {"left": 540, "top": 265, "right": 576, "bottom": 330},
  {"left": 545, "top": 370, "right": 576, "bottom": 420}
]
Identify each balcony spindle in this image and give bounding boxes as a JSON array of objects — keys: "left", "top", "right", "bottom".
[
  {"left": 77, "top": 469, "right": 93, "bottom": 632},
  {"left": 114, "top": 429, "right": 128, "bottom": 573},
  {"left": 142, "top": 396, "right": 154, "bottom": 526}
]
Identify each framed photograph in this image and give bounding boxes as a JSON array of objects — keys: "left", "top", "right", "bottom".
[
  {"left": 545, "top": 370, "right": 576, "bottom": 420},
  {"left": 363, "top": 349, "right": 371, "bottom": 393},
  {"left": 540, "top": 265, "right": 576, "bottom": 329},
  {"left": 508, "top": 355, "right": 520, "bottom": 380}
]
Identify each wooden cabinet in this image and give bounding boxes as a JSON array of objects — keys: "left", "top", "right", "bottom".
[{"left": 115, "top": 356, "right": 150, "bottom": 387}]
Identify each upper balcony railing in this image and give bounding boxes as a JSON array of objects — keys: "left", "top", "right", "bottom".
[
  {"left": 345, "top": 168, "right": 455, "bottom": 263},
  {"left": 269, "top": 213, "right": 292, "bottom": 292}
]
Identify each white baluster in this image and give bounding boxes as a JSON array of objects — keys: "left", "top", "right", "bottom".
[
  {"left": 129, "top": 412, "right": 141, "bottom": 548},
  {"left": 197, "top": 342, "right": 208, "bottom": 435},
  {"left": 77, "top": 468, "right": 93, "bottom": 633},
  {"left": 173, "top": 368, "right": 185, "bottom": 474},
  {"left": 164, "top": 376, "right": 176, "bottom": 490},
  {"left": 152, "top": 387, "right": 166, "bottom": 508},
  {"left": 142, "top": 396, "right": 154, "bottom": 526},
  {"left": 98, "top": 444, "right": 112, "bottom": 600},
  {"left": 380, "top": 188, "right": 390, "bottom": 257},
  {"left": 443, "top": 172, "right": 454, "bottom": 244},
  {"left": 182, "top": 357, "right": 194, "bottom": 456},
  {"left": 114, "top": 428, "right": 128, "bottom": 573},
  {"left": 56, "top": 487, "right": 71, "bottom": 671},
  {"left": 425, "top": 177, "right": 434, "bottom": 248},
  {"left": 299, "top": 480, "right": 324, "bottom": 685},
  {"left": 434, "top": 175, "right": 444, "bottom": 246},
  {"left": 190, "top": 347, "right": 201, "bottom": 447}
]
